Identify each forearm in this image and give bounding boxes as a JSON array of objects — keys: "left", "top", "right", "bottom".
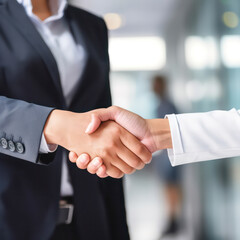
[{"left": 146, "top": 118, "right": 173, "bottom": 151}]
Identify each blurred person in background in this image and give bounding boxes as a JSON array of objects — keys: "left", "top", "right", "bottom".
[{"left": 152, "top": 75, "right": 182, "bottom": 237}]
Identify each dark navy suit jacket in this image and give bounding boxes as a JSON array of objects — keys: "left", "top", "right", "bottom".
[{"left": 0, "top": 0, "right": 129, "bottom": 239}]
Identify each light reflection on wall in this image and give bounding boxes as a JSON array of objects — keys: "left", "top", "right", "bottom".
[
  {"left": 222, "top": 11, "right": 239, "bottom": 29},
  {"left": 186, "top": 78, "right": 222, "bottom": 102},
  {"left": 109, "top": 37, "right": 166, "bottom": 71},
  {"left": 221, "top": 35, "right": 240, "bottom": 68},
  {"left": 185, "top": 36, "right": 219, "bottom": 70},
  {"left": 104, "top": 13, "right": 123, "bottom": 30}
]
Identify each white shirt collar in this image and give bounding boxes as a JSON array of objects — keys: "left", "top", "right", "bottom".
[{"left": 16, "top": 0, "right": 67, "bottom": 23}]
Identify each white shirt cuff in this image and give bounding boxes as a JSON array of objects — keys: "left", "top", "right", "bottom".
[
  {"left": 165, "top": 114, "right": 184, "bottom": 166},
  {"left": 39, "top": 133, "right": 58, "bottom": 154},
  {"left": 165, "top": 109, "right": 240, "bottom": 166}
]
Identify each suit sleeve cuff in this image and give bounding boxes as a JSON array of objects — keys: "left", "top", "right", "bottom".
[{"left": 165, "top": 114, "right": 184, "bottom": 166}]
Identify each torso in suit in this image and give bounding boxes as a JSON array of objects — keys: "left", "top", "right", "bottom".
[{"left": 0, "top": 0, "right": 129, "bottom": 239}]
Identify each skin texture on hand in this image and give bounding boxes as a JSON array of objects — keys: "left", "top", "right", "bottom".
[
  {"left": 44, "top": 109, "right": 151, "bottom": 178},
  {"left": 69, "top": 106, "right": 173, "bottom": 178},
  {"left": 85, "top": 106, "right": 158, "bottom": 152}
]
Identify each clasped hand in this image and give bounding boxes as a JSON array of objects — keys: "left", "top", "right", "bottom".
[
  {"left": 44, "top": 106, "right": 171, "bottom": 178},
  {"left": 44, "top": 107, "right": 156, "bottom": 178},
  {"left": 65, "top": 106, "right": 171, "bottom": 178}
]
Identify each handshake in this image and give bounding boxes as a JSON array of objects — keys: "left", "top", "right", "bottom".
[{"left": 44, "top": 106, "right": 172, "bottom": 178}]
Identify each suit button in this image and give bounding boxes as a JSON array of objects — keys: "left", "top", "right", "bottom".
[
  {"left": 0, "top": 138, "right": 8, "bottom": 149},
  {"left": 16, "top": 142, "right": 24, "bottom": 154},
  {"left": 8, "top": 140, "right": 16, "bottom": 152}
]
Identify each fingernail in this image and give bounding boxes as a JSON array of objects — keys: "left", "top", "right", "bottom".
[
  {"left": 93, "top": 158, "right": 101, "bottom": 167},
  {"left": 79, "top": 155, "right": 88, "bottom": 164},
  {"left": 85, "top": 123, "right": 93, "bottom": 134}
]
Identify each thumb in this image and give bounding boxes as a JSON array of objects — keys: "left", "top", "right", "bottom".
[
  {"left": 85, "top": 107, "right": 119, "bottom": 134},
  {"left": 85, "top": 113, "right": 102, "bottom": 134}
]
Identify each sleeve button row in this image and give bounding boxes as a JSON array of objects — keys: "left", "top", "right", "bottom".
[{"left": 0, "top": 137, "right": 25, "bottom": 154}]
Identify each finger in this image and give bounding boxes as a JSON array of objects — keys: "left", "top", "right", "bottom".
[
  {"left": 87, "top": 157, "right": 104, "bottom": 174},
  {"left": 110, "top": 153, "right": 135, "bottom": 175},
  {"left": 76, "top": 153, "right": 91, "bottom": 169},
  {"left": 117, "top": 143, "right": 145, "bottom": 170},
  {"left": 96, "top": 165, "right": 108, "bottom": 178},
  {"left": 106, "top": 164, "right": 124, "bottom": 179},
  {"left": 120, "top": 131, "right": 152, "bottom": 164},
  {"left": 69, "top": 151, "right": 78, "bottom": 163}
]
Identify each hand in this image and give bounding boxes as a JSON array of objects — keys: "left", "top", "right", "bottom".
[
  {"left": 44, "top": 109, "right": 151, "bottom": 178},
  {"left": 85, "top": 106, "right": 157, "bottom": 152},
  {"left": 69, "top": 106, "right": 172, "bottom": 178}
]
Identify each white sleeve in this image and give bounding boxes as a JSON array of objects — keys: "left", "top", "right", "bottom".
[
  {"left": 166, "top": 108, "right": 240, "bottom": 166},
  {"left": 39, "top": 133, "right": 58, "bottom": 154}
]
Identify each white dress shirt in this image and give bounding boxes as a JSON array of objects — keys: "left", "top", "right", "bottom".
[
  {"left": 166, "top": 109, "right": 240, "bottom": 166},
  {"left": 17, "top": 0, "right": 86, "bottom": 196}
]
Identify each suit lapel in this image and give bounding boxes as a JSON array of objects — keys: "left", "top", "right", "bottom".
[
  {"left": 65, "top": 7, "right": 90, "bottom": 60},
  {"left": 4, "top": 0, "right": 65, "bottom": 104}
]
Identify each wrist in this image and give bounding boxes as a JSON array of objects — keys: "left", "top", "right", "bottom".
[
  {"left": 44, "top": 110, "right": 91, "bottom": 151},
  {"left": 146, "top": 118, "right": 172, "bottom": 151},
  {"left": 43, "top": 109, "right": 68, "bottom": 146}
]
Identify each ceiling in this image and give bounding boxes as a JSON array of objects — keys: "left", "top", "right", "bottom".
[{"left": 70, "top": 0, "right": 194, "bottom": 37}]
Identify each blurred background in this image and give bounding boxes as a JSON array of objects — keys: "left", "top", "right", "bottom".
[{"left": 71, "top": 0, "right": 240, "bottom": 239}]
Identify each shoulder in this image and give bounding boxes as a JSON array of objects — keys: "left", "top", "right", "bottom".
[
  {"left": 66, "top": 5, "right": 108, "bottom": 48},
  {"left": 66, "top": 4, "right": 107, "bottom": 30},
  {"left": 66, "top": 4, "right": 109, "bottom": 49}
]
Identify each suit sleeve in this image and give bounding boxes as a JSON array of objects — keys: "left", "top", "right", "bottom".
[
  {"left": 166, "top": 109, "right": 240, "bottom": 166},
  {"left": 0, "top": 95, "right": 56, "bottom": 165}
]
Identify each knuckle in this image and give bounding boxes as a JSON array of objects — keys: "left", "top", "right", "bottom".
[
  {"left": 112, "top": 126, "right": 121, "bottom": 135},
  {"left": 110, "top": 105, "right": 119, "bottom": 112},
  {"left": 91, "top": 112, "right": 98, "bottom": 119},
  {"left": 100, "top": 149, "right": 109, "bottom": 159},
  {"left": 108, "top": 140, "right": 117, "bottom": 149}
]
